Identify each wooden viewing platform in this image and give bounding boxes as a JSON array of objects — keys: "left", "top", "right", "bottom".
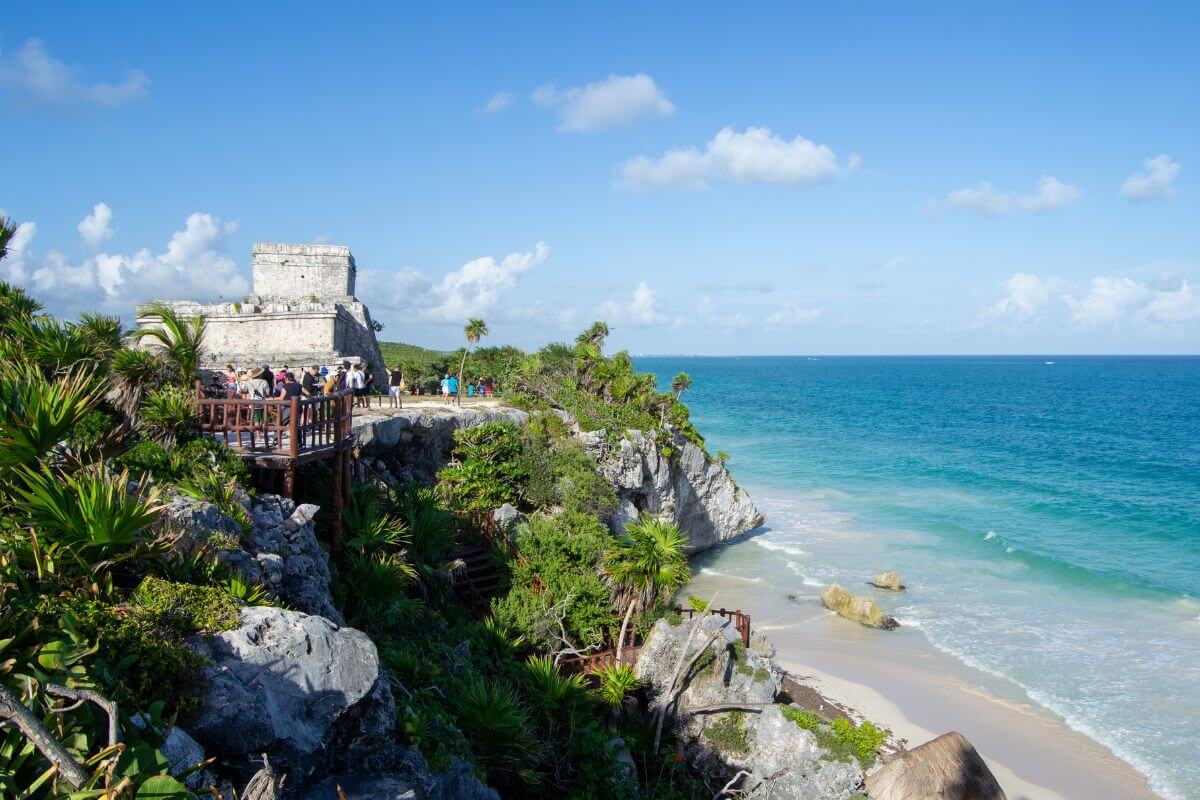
[{"left": 192, "top": 388, "right": 355, "bottom": 547}]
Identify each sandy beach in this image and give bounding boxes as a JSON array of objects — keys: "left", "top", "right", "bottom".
[{"left": 774, "top": 613, "right": 1159, "bottom": 800}]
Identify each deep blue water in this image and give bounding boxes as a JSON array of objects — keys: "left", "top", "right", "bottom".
[{"left": 636, "top": 355, "right": 1200, "bottom": 798}]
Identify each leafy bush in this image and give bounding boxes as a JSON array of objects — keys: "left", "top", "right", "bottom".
[
  {"left": 34, "top": 596, "right": 206, "bottom": 717},
  {"left": 336, "top": 552, "right": 417, "bottom": 628},
  {"left": 449, "top": 677, "right": 539, "bottom": 784},
  {"left": 491, "top": 513, "right": 614, "bottom": 651},
  {"left": 140, "top": 386, "right": 196, "bottom": 446},
  {"left": 131, "top": 576, "right": 240, "bottom": 635},
  {"left": 438, "top": 422, "right": 527, "bottom": 511},
  {"left": 517, "top": 419, "right": 617, "bottom": 517},
  {"left": 592, "top": 662, "right": 640, "bottom": 709}
]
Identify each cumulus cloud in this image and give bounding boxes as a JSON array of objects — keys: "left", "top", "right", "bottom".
[
  {"left": 620, "top": 126, "right": 855, "bottom": 191},
  {"left": 595, "top": 281, "right": 673, "bottom": 326},
  {"left": 0, "top": 38, "right": 148, "bottom": 109},
  {"left": 482, "top": 91, "right": 515, "bottom": 113},
  {"left": 533, "top": 73, "right": 674, "bottom": 132},
  {"left": 984, "top": 273, "right": 1062, "bottom": 321},
  {"left": 983, "top": 272, "right": 1200, "bottom": 327},
  {"left": 947, "top": 177, "right": 1079, "bottom": 216},
  {"left": 78, "top": 202, "right": 114, "bottom": 248},
  {"left": 1121, "top": 155, "right": 1180, "bottom": 201},
  {"left": 0, "top": 208, "right": 247, "bottom": 319},
  {"left": 766, "top": 301, "right": 823, "bottom": 326},
  {"left": 362, "top": 243, "right": 549, "bottom": 324}
]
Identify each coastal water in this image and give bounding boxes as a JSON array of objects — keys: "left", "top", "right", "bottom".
[{"left": 636, "top": 356, "right": 1200, "bottom": 800}]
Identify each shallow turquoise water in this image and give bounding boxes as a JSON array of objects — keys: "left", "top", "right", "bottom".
[{"left": 637, "top": 355, "right": 1200, "bottom": 799}]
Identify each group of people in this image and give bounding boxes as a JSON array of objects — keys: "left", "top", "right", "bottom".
[
  {"left": 438, "top": 374, "right": 494, "bottom": 403},
  {"left": 222, "top": 361, "right": 377, "bottom": 407},
  {"left": 218, "top": 362, "right": 496, "bottom": 409}
]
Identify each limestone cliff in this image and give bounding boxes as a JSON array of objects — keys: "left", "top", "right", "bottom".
[
  {"left": 352, "top": 407, "right": 764, "bottom": 553},
  {"left": 579, "top": 426, "right": 764, "bottom": 553}
]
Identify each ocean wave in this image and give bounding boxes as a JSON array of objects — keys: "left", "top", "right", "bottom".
[
  {"left": 698, "top": 567, "right": 764, "bottom": 584},
  {"left": 984, "top": 531, "right": 998, "bottom": 540},
  {"left": 907, "top": 621, "right": 1181, "bottom": 800},
  {"left": 753, "top": 539, "right": 809, "bottom": 558}
]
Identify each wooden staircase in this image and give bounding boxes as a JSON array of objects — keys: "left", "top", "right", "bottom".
[{"left": 452, "top": 542, "right": 505, "bottom": 613}]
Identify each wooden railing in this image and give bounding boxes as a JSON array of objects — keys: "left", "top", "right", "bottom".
[
  {"left": 676, "top": 605, "right": 751, "bottom": 646},
  {"left": 192, "top": 390, "right": 354, "bottom": 458},
  {"left": 453, "top": 508, "right": 544, "bottom": 595}
]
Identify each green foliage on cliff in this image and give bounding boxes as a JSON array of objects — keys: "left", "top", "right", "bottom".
[
  {"left": 437, "top": 422, "right": 527, "bottom": 511},
  {"left": 131, "top": 576, "right": 240, "bottom": 635},
  {"left": 490, "top": 512, "right": 614, "bottom": 651},
  {"left": 779, "top": 705, "right": 886, "bottom": 768}
]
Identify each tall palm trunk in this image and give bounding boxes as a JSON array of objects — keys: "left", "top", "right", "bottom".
[
  {"left": 615, "top": 597, "right": 638, "bottom": 662},
  {"left": 456, "top": 349, "right": 468, "bottom": 407}
]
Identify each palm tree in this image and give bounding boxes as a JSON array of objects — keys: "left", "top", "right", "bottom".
[
  {"left": 0, "top": 215, "right": 15, "bottom": 262},
  {"left": 133, "top": 303, "right": 207, "bottom": 386},
  {"left": 576, "top": 321, "right": 610, "bottom": 350},
  {"left": 671, "top": 371, "right": 692, "bottom": 400},
  {"left": 603, "top": 515, "right": 692, "bottom": 662},
  {"left": 457, "top": 317, "right": 488, "bottom": 406}
]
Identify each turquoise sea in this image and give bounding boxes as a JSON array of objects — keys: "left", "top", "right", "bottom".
[{"left": 637, "top": 356, "right": 1200, "bottom": 800}]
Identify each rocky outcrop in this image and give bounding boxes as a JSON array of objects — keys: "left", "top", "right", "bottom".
[
  {"left": 635, "top": 616, "right": 861, "bottom": 799},
  {"left": 188, "top": 607, "right": 394, "bottom": 789},
  {"left": 302, "top": 749, "right": 498, "bottom": 800},
  {"left": 582, "top": 427, "right": 764, "bottom": 553},
  {"left": 864, "top": 732, "right": 1006, "bottom": 800},
  {"left": 352, "top": 406, "right": 529, "bottom": 484},
  {"left": 160, "top": 492, "right": 342, "bottom": 624},
  {"left": 821, "top": 583, "right": 899, "bottom": 630},
  {"left": 870, "top": 571, "right": 905, "bottom": 591}
]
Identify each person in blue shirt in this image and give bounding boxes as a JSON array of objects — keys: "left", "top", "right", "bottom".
[{"left": 447, "top": 375, "right": 459, "bottom": 398}]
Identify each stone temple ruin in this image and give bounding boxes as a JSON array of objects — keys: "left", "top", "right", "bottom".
[{"left": 137, "top": 243, "right": 385, "bottom": 375}]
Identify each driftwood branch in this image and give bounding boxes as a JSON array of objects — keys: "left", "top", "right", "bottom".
[
  {"left": 46, "top": 683, "right": 121, "bottom": 747},
  {"left": 0, "top": 684, "right": 91, "bottom": 789},
  {"left": 680, "top": 702, "right": 773, "bottom": 715},
  {"left": 715, "top": 769, "right": 752, "bottom": 798}
]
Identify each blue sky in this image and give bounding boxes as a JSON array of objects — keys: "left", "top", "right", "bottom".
[{"left": 2, "top": 2, "right": 1197, "bottom": 354}]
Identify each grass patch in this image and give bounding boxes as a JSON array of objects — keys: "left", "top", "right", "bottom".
[
  {"left": 779, "top": 705, "right": 885, "bottom": 768},
  {"left": 703, "top": 711, "right": 749, "bottom": 755}
]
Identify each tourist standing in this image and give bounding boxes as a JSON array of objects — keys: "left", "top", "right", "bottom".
[
  {"left": 363, "top": 367, "right": 376, "bottom": 408},
  {"left": 301, "top": 366, "right": 320, "bottom": 397},
  {"left": 277, "top": 371, "right": 302, "bottom": 424},
  {"left": 447, "top": 373, "right": 458, "bottom": 402},
  {"left": 440, "top": 374, "right": 451, "bottom": 404},
  {"left": 255, "top": 364, "right": 275, "bottom": 395},
  {"left": 388, "top": 364, "right": 404, "bottom": 408}
]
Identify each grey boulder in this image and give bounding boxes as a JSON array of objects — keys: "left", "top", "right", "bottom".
[
  {"left": 188, "top": 607, "right": 393, "bottom": 787},
  {"left": 864, "top": 731, "right": 1007, "bottom": 800}
]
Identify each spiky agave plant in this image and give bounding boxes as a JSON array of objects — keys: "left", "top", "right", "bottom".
[
  {"left": 337, "top": 552, "right": 417, "bottom": 627},
  {"left": 109, "top": 347, "right": 169, "bottom": 424},
  {"left": 0, "top": 315, "right": 105, "bottom": 377},
  {"left": 9, "top": 465, "right": 163, "bottom": 576},
  {"left": 139, "top": 386, "right": 196, "bottom": 447},
  {"left": 449, "top": 677, "right": 540, "bottom": 784},
  {"left": 76, "top": 313, "right": 125, "bottom": 360},
  {"left": 591, "top": 662, "right": 640, "bottom": 711},
  {"left": 519, "top": 655, "right": 589, "bottom": 721},
  {"left": 0, "top": 361, "right": 106, "bottom": 469},
  {"left": 391, "top": 484, "right": 457, "bottom": 592}
]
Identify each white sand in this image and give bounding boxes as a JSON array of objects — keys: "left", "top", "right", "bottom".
[{"left": 772, "top": 614, "right": 1160, "bottom": 800}]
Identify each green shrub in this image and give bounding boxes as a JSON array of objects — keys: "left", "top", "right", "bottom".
[
  {"left": 68, "top": 407, "right": 121, "bottom": 449},
  {"left": 116, "top": 439, "right": 174, "bottom": 479},
  {"left": 449, "top": 677, "right": 539, "bottom": 783},
  {"left": 35, "top": 596, "right": 206, "bottom": 716},
  {"left": 687, "top": 594, "right": 710, "bottom": 612},
  {"left": 490, "top": 512, "right": 614, "bottom": 651},
  {"left": 438, "top": 422, "right": 527, "bottom": 511},
  {"left": 779, "top": 705, "right": 885, "bottom": 767},
  {"left": 132, "top": 576, "right": 240, "bottom": 635}
]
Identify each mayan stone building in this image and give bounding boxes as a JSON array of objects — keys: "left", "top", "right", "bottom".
[{"left": 136, "top": 243, "right": 386, "bottom": 375}]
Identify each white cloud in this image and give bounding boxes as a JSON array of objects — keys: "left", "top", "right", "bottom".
[
  {"left": 985, "top": 273, "right": 1061, "bottom": 321},
  {"left": 620, "top": 126, "right": 854, "bottom": 191},
  {"left": 1121, "top": 155, "right": 1180, "bottom": 201},
  {"left": 482, "top": 91, "right": 515, "bottom": 113},
  {"left": 1063, "top": 276, "right": 1149, "bottom": 324},
  {"left": 533, "top": 73, "right": 674, "bottom": 132},
  {"left": 78, "top": 202, "right": 114, "bottom": 248},
  {"left": 0, "top": 209, "right": 247, "bottom": 319},
  {"left": 947, "top": 176, "right": 1080, "bottom": 216},
  {"left": 362, "top": 243, "right": 549, "bottom": 324},
  {"left": 595, "top": 281, "right": 672, "bottom": 326},
  {"left": 983, "top": 272, "right": 1200, "bottom": 328},
  {"left": 0, "top": 38, "right": 148, "bottom": 109},
  {"left": 766, "top": 302, "right": 823, "bottom": 326}
]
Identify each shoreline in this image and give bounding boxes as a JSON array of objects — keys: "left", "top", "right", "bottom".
[{"left": 686, "top": 570, "right": 1163, "bottom": 800}]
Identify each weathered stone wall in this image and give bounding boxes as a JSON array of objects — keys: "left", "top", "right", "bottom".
[
  {"left": 251, "top": 243, "right": 356, "bottom": 300},
  {"left": 196, "top": 308, "right": 338, "bottom": 363}
]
